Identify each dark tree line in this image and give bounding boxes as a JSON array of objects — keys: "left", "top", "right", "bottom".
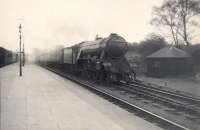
[
  {"left": 128, "top": 33, "right": 167, "bottom": 58},
  {"left": 128, "top": 33, "right": 200, "bottom": 67}
]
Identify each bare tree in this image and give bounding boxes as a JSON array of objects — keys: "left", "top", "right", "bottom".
[
  {"left": 151, "top": 0, "right": 200, "bottom": 46},
  {"left": 177, "top": 0, "right": 200, "bottom": 45}
]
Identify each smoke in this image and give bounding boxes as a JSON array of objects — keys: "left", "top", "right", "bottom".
[{"left": 53, "top": 20, "right": 90, "bottom": 46}]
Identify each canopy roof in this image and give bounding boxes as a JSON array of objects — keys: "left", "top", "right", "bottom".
[{"left": 147, "top": 46, "right": 191, "bottom": 58}]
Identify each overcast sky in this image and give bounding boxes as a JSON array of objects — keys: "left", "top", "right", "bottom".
[{"left": 0, "top": 0, "right": 198, "bottom": 53}]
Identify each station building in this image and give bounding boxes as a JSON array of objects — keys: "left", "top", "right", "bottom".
[{"left": 146, "top": 46, "right": 191, "bottom": 77}]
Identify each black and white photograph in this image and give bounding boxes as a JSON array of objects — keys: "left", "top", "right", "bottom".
[{"left": 0, "top": 0, "right": 200, "bottom": 130}]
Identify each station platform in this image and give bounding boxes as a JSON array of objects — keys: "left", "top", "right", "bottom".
[{"left": 0, "top": 64, "right": 163, "bottom": 130}]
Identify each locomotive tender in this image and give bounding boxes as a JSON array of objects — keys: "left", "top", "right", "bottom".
[
  {"left": 38, "top": 33, "right": 135, "bottom": 82},
  {"left": 0, "top": 47, "right": 18, "bottom": 67}
]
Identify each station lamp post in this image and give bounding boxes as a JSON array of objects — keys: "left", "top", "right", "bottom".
[{"left": 19, "top": 24, "right": 22, "bottom": 76}]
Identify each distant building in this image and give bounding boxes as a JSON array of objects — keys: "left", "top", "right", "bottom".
[{"left": 146, "top": 46, "right": 191, "bottom": 77}]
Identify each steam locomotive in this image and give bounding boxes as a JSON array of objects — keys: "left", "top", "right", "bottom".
[
  {"left": 0, "top": 47, "right": 18, "bottom": 67},
  {"left": 38, "top": 33, "right": 135, "bottom": 83}
]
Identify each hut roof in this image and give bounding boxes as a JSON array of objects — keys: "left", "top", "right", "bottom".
[{"left": 147, "top": 46, "right": 191, "bottom": 58}]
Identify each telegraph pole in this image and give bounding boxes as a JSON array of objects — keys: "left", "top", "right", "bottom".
[{"left": 19, "top": 24, "right": 22, "bottom": 76}]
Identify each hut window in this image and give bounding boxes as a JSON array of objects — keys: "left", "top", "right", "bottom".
[{"left": 154, "top": 61, "right": 160, "bottom": 68}]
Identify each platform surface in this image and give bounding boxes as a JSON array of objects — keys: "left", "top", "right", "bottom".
[{"left": 0, "top": 64, "right": 163, "bottom": 130}]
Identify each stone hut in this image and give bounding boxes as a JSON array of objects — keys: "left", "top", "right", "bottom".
[{"left": 146, "top": 46, "right": 191, "bottom": 77}]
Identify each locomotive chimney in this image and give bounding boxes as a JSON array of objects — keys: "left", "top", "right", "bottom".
[
  {"left": 95, "top": 34, "right": 102, "bottom": 40},
  {"left": 110, "top": 33, "right": 118, "bottom": 37}
]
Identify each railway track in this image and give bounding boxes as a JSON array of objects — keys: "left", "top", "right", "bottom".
[
  {"left": 117, "top": 82, "right": 200, "bottom": 116},
  {"left": 43, "top": 65, "right": 193, "bottom": 130},
  {"left": 130, "top": 81, "right": 200, "bottom": 104}
]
